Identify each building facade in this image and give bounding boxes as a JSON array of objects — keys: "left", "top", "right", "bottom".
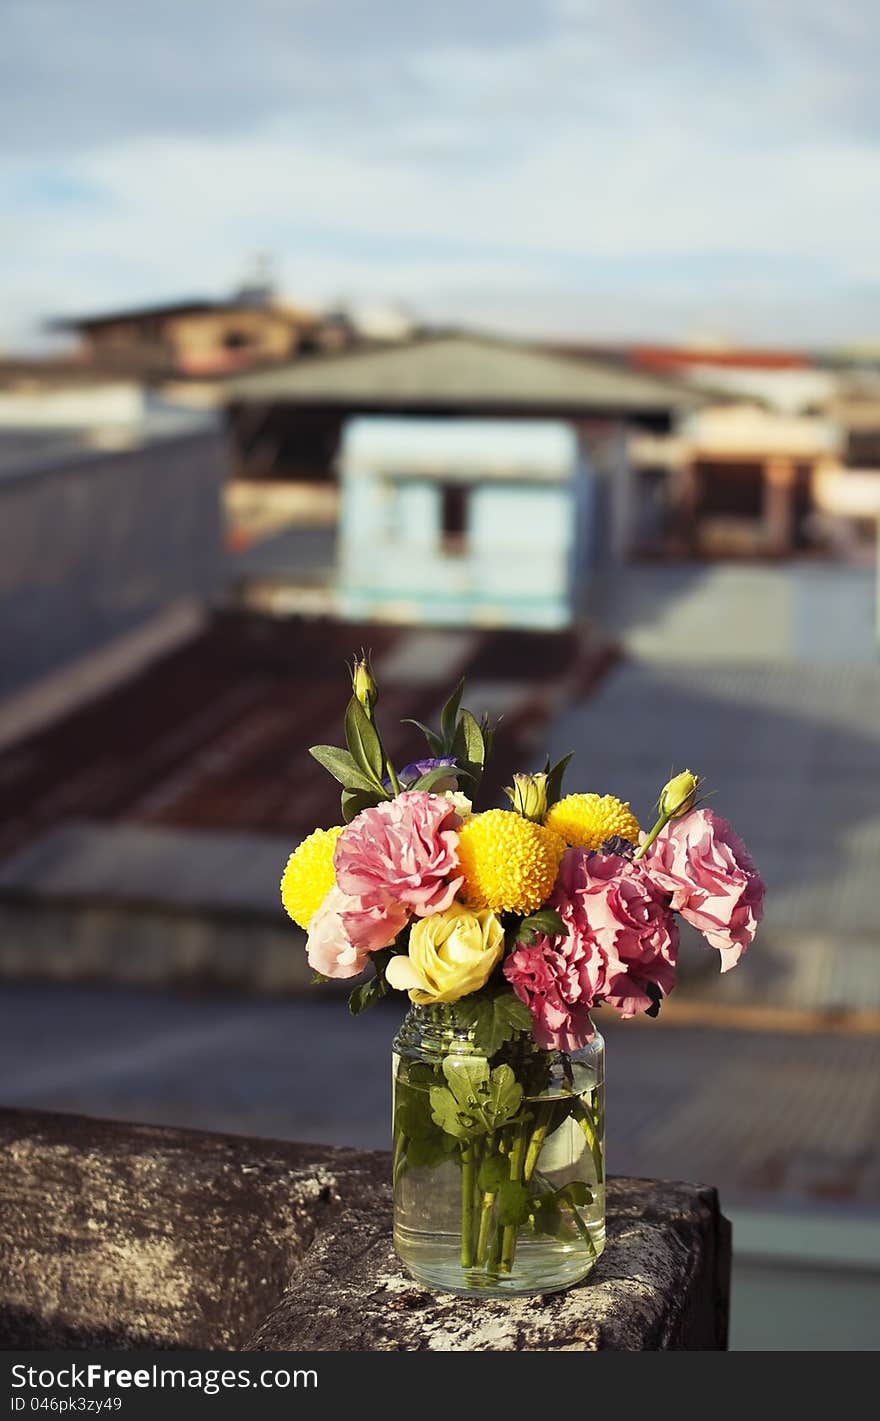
[{"left": 337, "top": 417, "right": 594, "bottom": 629}]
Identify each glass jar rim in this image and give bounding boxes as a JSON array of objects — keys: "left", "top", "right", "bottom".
[{"left": 393, "top": 1001, "right": 602, "bottom": 1062}]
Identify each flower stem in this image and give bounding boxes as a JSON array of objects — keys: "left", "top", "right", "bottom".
[
  {"left": 523, "top": 1117, "right": 549, "bottom": 1183},
  {"left": 385, "top": 758, "right": 402, "bottom": 796},
  {"left": 568, "top": 1204, "right": 597, "bottom": 1258},
  {"left": 499, "top": 1128, "right": 527, "bottom": 1274},
  {"left": 577, "top": 1093, "right": 605, "bottom": 1183},
  {"left": 532, "top": 1167, "right": 597, "bottom": 1260},
  {"left": 633, "top": 811, "right": 669, "bottom": 859},
  {"left": 392, "top": 1130, "right": 408, "bottom": 1188},
  {"left": 369, "top": 711, "right": 400, "bottom": 797},
  {"left": 460, "top": 1145, "right": 476, "bottom": 1269},
  {"left": 476, "top": 1191, "right": 497, "bottom": 1266}
]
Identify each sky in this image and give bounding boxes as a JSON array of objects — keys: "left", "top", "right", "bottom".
[{"left": 4, "top": 0, "right": 880, "bottom": 351}]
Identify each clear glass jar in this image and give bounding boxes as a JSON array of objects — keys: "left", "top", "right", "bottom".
[{"left": 392, "top": 1005, "right": 605, "bottom": 1296}]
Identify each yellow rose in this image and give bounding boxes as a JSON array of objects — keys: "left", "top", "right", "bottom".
[{"left": 385, "top": 904, "right": 505, "bottom": 1004}]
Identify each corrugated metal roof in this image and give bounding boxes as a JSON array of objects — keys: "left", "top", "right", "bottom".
[
  {"left": 0, "top": 611, "right": 602, "bottom": 861},
  {"left": 223, "top": 334, "right": 700, "bottom": 415}
]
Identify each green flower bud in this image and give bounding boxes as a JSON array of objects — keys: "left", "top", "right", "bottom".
[
  {"left": 658, "top": 770, "right": 699, "bottom": 820},
  {"left": 350, "top": 654, "right": 378, "bottom": 714},
  {"left": 506, "top": 772, "right": 549, "bottom": 823}
]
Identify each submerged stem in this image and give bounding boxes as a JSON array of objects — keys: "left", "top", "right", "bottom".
[
  {"left": 577, "top": 1093, "right": 605, "bottom": 1183},
  {"left": 460, "top": 1145, "right": 476, "bottom": 1269},
  {"left": 569, "top": 1205, "right": 597, "bottom": 1258},
  {"left": 499, "top": 1127, "right": 528, "bottom": 1273},
  {"left": 476, "top": 1191, "right": 497, "bottom": 1265},
  {"left": 523, "top": 1117, "right": 549, "bottom": 1183},
  {"left": 392, "top": 1130, "right": 408, "bottom": 1188}
]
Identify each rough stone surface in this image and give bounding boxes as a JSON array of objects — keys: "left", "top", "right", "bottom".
[
  {"left": 0, "top": 1108, "right": 730, "bottom": 1351},
  {"left": 0, "top": 1108, "right": 343, "bottom": 1349},
  {"left": 248, "top": 1174, "right": 730, "bottom": 1352}
]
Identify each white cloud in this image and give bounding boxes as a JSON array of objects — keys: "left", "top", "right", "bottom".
[{"left": 2, "top": 0, "right": 879, "bottom": 347}]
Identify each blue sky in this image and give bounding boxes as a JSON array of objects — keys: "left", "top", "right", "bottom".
[{"left": 4, "top": 0, "right": 880, "bottom": 349}]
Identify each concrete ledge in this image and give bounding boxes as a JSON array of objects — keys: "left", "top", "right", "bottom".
[{"left": 0, "top": 1108, "right": 730, "bottom": 1351}]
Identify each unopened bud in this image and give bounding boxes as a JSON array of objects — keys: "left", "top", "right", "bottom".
[
  {"left": 351, "top": 654, "right": 378, "bottom": 714},
  {"left": 506, "top": 772, "right": 549, "bottom": 823},
  {"left": 658, "top": 770, "right": 699, "bottom": 820}
]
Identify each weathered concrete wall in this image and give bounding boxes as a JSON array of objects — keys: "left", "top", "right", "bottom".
[
  {"left": 0, "top": 1109, "right": 341, "bottom": 1349},
  {"left": 0, "top": 431, "right": 225, "bottom": 700},
  {"left": 0, "top": 1108, "right": 730, "bottom": 1351}
]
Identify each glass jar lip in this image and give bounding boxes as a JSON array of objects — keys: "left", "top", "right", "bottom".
[{"left": 393, "top": 1001, "right": 602, "bottom": 1060}]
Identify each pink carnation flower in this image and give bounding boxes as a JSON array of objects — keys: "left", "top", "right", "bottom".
[
  {"left": 641, "top": 809, "right": 765, "bottom": 971},
  {"left": 503, "top": 938, "right": 598, "bottom": 1054},
  {"left": 306, "top": 885, "right": 408, "bottom": 979},
  {"left": 504, "top": 848, "right": 679, "bottom": 1049},
  {"left": 581, "top": 852, "right": 679, "bottom": 1019},
  {"left": 334, "top": 790, "right": 462, "bottom": 918}
]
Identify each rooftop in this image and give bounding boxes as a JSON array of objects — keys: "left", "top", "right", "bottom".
[
  {"left": 543, "top": 341, "right": 817, "bottom": 372},
  {"left": 0, "top": 610, "right": 606, "bottom": 864},
  {"left": 51, "top": 290, "right": 320, "bottom": 332},
  {"left": 223, "top": 333, "right": 701, "bottom": 419}
]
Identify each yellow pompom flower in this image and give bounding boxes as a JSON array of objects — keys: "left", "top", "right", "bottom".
[
  {"left": 280, "top": 825, "right": 343, "bottom": 929},
  {"left": 456, "top": 809, "right": 565, "bottom": 915},
  {"left": 544, "top": 793, "right": 640, "bottom": 852}
]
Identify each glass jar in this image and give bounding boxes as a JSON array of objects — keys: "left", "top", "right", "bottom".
[{"left": 392, "top": 1005, "right": 605, "bottom": 1296}]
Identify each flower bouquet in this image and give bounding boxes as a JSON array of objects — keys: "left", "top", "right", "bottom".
[{"left": 281, "top": 658, "right": 764, "bottom": 1296}]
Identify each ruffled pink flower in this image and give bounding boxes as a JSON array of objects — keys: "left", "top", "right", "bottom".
[
  {"left": 504, "top": 848, "right": 679, "bottom": 1048},
  {"left": 641, "top": 809, "right": 764, "bottom": 971},
  {"left": 504, "top": 938, "right": 599, "bottom": 1053},
  {"left": 305, "top": 885, "right": 408, "bottom": 979},
  {"left": 576, "top": 852, "right": 678, "bottom": 1018},
  {"left": 334, "top": 790, "right": 462, "bottom": 917}
]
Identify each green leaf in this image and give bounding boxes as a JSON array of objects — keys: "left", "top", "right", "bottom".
[
  {"left": 409, "top": 765, "right": 461, "bottom": 793},
  {"left": 404, "top": 1134, "right": 458, "bottom": 1168},
  {"left": 429, "top": 1058, "right": 523, "bottom": 1139},
  {"left": 458, "top": 709, "right": 485, "bottom": 767},
  {"left": 497, "top": 1179, "right": 530, "bottom": 1228},
  {"left": 545, "top": 751, "right": 573, "bottom": 808},
  {"left": 430, "top": 1057, "right": 490, "bottom": 1138},
  {"left": 530, "top": 1193, "right": 564, "bottom": 1238},
  {"left": 428, "top": 1087, "right": 474, "bottom": 1140},
  {"left": 310, "top": 971, "right": 330, "bottom": 985},
  {"left": 401, "top": 719, "right": 445, "bottom": 758},
  {"left": 480, "top": 713, "right": 497, "bottom": 766},
  {"left": 341, "top": 788, "right": 382, "bottom": 822},
  {"left": 344, "top": 697, "right": 385, "bottom": 783},
  {"left": 454, "top": 989, "right": 534, "bottom": 1057},
  {"left": 310, "top": 745, "right": 385, "bottom": 795},
  {"left": 477, "top": 1152, "right": 509, "bottom": 1194},
  {"left": 440, "top": 679, "right": 465, "bottom": 751},
  {"left": 482, "top": 1063, "right": 524, "bottom": 1127},
  {"left": 348, "top": 975, "right": 388, "bottom": 1016},
  {"left": 516, "top": 909, "right": 567, "bottom": 946},
  {"left": 557, "top": 1180, "right": 593, "bottom": 1208},
  {"left": 395, "top": 1080, "right": 445, "bottom": 1142}
]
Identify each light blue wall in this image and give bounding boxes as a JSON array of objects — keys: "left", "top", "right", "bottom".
[{"left": 337, "top": 419, "right": 592, "bottom": 629}]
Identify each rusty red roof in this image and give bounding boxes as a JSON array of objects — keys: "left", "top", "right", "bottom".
[{"left": 0, "top": 612, "right": 613, "bottom": 862}]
